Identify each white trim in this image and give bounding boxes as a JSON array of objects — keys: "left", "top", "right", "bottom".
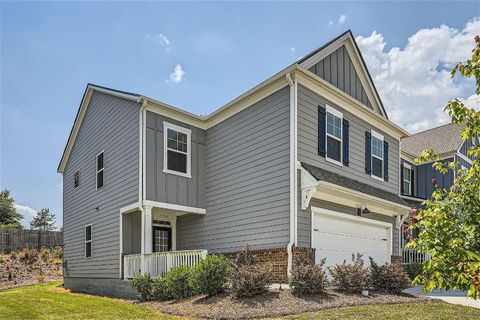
[
  {"left": 85, "top": 224, "right": 92, "bottom": 259},
  {"left": 400, "top": 194, "right": 425, "bottom": 202},
  {"left": 143, "top": 200, "right": 206, "bottom": 215},
  {"left": 74, "top": 169, "right": 80, "bottom": 189},
  {"left": 163, "top": 121, "right": 192, "bottom": 178},
  {"left": 300, "top": 166, "right": 320, "bottom": 210},
  {"left": 92, "top": 86, "right": 140, "bottom": 102},
  {"left": 371, "top": 129, "right": 384, "bottom": 141},
  {"left": 456, "top": 152, "right": 473, "bottom": 165},
  {"left": 325, "top": 104, "right": 343, "bottom": 167},
  {"left": 370, "top": 130, "right": 384, "bottom": 181},
  {"left": 95, "top": 150, "right": 104, "bottom": 190},
  {"left": 402, "top": 164, "right": 412, "bottom": 196},
  {"left": 326, "top": 104, "right": 343, "bottom": 119},
  {"left": 119, "top": 211, "right": 122, "bottom": 278},
  {"left": 120, "top": 202, "right": 141, "bottom": 214}
]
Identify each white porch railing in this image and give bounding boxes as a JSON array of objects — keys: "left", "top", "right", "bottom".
[
  {"left": 403, "top": 247, "right": 431, "bottom": 264},
  {"left": 124, "top": 249, "right": 207, "bottom": 279}
]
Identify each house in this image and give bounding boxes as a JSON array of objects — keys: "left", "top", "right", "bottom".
[{"left": 58, "top": 30, "right": 418, "bottom": 298}]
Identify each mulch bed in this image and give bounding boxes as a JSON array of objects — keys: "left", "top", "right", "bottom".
[{"left": 140, "top": 288, "right": 434, "bottom": 319}]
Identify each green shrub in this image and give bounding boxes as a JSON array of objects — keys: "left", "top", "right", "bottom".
[
  {"left": 129, "top": 273, "right": 152, "bottom": 301},
  {"left": 151, "top": 276, "right": 170, "bottom": 301},
  {"left": 369, "top": 258, "right": 411, "bottom": 293},
  {"left": 289, "top": 256, "right": 328, "bottom": 295},
  {"left": 190, "top": 255, "right": 229, "bottom": 296},
  {"left": 404, "top": 262, "right": 423, "bottom": 281},
  {"left": 329, "top": 253, "right": 371, "bottom": 293},
  {"left": 164, "top": 265, "right": 194, "bottom": 299},
  {"left": 230, "top": 247, "right": 271, "bottom": 298}
]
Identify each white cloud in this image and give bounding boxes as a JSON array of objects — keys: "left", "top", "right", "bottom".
[
  {"left": 338, "top": 14, "right": 347, "bottom": 25},
  {"left": 146, "top": 33, "right": 171, "bottom": 52},
  {"left": 290, "top": 47, "right": 296, "bottom": 53},
  {"left": 14, "top": 204, "right": 37, "bottom": 227},
  {"left": 328, "top": 21, "right": 334, "bottom": 27},
  {"left": 168, "top": 64, "right": 185, "bottom": 83},
  {"left": 356, "top": 18, "right": 480, "bottom": 133}
]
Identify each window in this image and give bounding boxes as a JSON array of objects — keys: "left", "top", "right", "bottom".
[
  {"left": 325, "top": 106, "right": 343, "bottom": 165},
  {"left": 96, "top": 151, "right": 104, "bottom": 189},
  {"left": 85, "top": 225, "right": 92, "bottom": 258},
  {"left": 371, "top": 131, "right": 384, "bottom": 179},
  {"left": 163, "top": 122, "right": 191, "bottom": 177},
  {"left": 74, "top": 170, "right": 80, "bottom": 189},
  {"left": 402, "top": 164, "right": 412, "bottom": 195}
]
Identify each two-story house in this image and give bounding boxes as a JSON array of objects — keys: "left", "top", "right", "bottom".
[{"left": 58, "top": 30, "right": 413, "bottom": 297}]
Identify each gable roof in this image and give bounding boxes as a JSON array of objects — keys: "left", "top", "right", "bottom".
[{"left": 401, "top": 123, "right": 465, "bottom": 158}]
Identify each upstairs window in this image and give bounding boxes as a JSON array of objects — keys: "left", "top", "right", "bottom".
[
  {"left": 85, "top": 225, "right": 92, "bottom": 258},
  {"left": 74, "top": 170, "right": 80, "bottom": 189},
  {"left": 96, "top": 151, "right": 104, "bottom": 189},
  {"left": 402, "top": 164, "right": 412, "bottom": 195},
  {"left": 325, "top": 106, "right": 343, "bottom": 165},
  {"left": 163, "top": 122, "right": 191, "bottom": 178},
  {"left": 371, "top": 131, "right": 384, "bottom": 179}
]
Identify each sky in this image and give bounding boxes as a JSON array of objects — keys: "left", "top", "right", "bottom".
[{"left": 1, "top": 1, "right": 479, "bottom": 228}]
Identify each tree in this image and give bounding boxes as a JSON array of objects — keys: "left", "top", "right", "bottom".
[
  {"left": 406, "top": 36, "right": 480, "bottom": 299},
  {"left": 0, "top": 189, "right": 23, "bottom": 227},
  {"left": 30, "top": 208, "right": 56, "bottom": 231}
]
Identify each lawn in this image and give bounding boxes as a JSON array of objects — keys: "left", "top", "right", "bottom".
[{"left": 0, "top": 282, "right": 479, "bottom": 320}]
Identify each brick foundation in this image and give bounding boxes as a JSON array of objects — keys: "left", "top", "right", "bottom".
[
  {"left": 222, "top": 247, "right": 315, "bottom": 282},
  {"left": 391, "top": 255, "right": 403, "bottom": 265}
]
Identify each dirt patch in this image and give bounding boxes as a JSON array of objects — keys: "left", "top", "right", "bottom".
[{"left": 141, "top": 288, "right": 434, "bottom": 319}]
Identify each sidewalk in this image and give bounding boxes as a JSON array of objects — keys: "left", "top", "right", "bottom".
[{"left": 405, "top": 286, "right": 480, "bottom": 309}]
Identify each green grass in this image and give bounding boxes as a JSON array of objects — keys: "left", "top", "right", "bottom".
[{"left": 1, "top": 282, "right": 479, "bottom": 320}]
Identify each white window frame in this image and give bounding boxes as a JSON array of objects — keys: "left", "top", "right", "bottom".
[
  {"left": 402, "top": 163, "right": 412, "bottom": 196},
  {"left": 325, "top": 105, "right": 343, "bottom": 167},
  {"left": 74, "top": 169, "right": 80, "bottom": 190},
  {"left": 371, "top": 130, "right": 384, "bottom": 181},
  {"left": 85, "top": 224, "right": 92, "bottom": 259},
  {"left": 96, "top": 151, "right": 104, "bottom": 190},
  {"left": 163, "top": 122, "right": 192, "bottom": 178}
]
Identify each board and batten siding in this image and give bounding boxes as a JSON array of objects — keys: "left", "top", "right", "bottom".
[
  {"left": 416, "top": 158, "right": 454, "bottom": 199},
  {"left": 308, "top": 45, "right": 373, "bottom": 109},
  {"left": 63, "top": 92, "right": 140, "bottom": 278},
  {"left": 297, "top": 84, "right": 400, "bottom": 194},
  {"left": 176, "top": 86, "right": 291, "bottom": 252},
  {"left": 145, "top": 111, "right": 206, "bottom": 208}
]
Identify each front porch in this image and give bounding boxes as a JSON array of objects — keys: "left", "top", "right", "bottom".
[{"left": 120, "top": 201, "right": 207, "bottom": 279}]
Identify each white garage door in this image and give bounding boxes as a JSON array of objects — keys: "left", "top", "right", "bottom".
[{"left": 312, "top": 208, "right": 391, "bottom": 269}]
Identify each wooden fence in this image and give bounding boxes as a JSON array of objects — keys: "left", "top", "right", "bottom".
[{"left": 0, "top": 228, "right": 63, "bottom": 253}]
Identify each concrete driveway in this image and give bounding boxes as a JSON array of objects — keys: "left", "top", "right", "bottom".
[{"left": 405, "top": 286, "right": 480, "bottom": 309}]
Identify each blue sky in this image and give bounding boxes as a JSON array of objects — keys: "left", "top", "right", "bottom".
[{"left": 1, "top": 1, "right": 479, "bottom": 227}]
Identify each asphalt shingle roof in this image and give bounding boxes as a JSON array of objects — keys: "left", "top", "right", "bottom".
[
  {"left": 401, "top": 123, "right": 464, "bottom": 158},
  {"left": 301, "top": 163, "right": 408, "bottom": 207}
]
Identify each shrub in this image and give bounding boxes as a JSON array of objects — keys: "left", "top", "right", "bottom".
[
  {"left": 329, "top": 253, "right": 371, "bottom": 293},
  {"left": 19, "top": 248, "right": 38, "bottom": 263},
  {"left": 151, "top": 276, "right": 170, "bottom": 301},
  {"left": 289, "top": 256, "right": 328, "bottom": 295},
  {"left": 164, "top": 265, "right": 194, "bottom": 299},
  {"left": 369, "top": 258, "right": 411, "bottom": 293},
  {"left": 190, "top": 255, "right": 229, "bottom": 296},
  {"left": 230, "top": 247, "right": 272, "bottom": 298},
  {"left": 129, "top": 273, "right": 152, "bottom": 301},
  {"left": 404, "top": 262, "right": 423, "bottom": 281}
]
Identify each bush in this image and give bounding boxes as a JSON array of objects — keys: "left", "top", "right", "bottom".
[
  {"left": 369, "top": 258, "right": 411, "bottom": 293},
  {"left": 129, "top": 273, "right": 152, "bottom": 301},
  {"left": 329, "top": 253, "right": 371, "bottom": 293},
  {"left": 404, "top": 262, "right": 423, "bottom": 281},
  {"left": 18, "top": 248, "right": 38, "bottom": 263},
  {"left": 230, "top": 247, "right": 272, "bottom": 298},
  {"left": 164, "top": 265, "right": 194, "bottom": 299},
  {"left": 151, "top": 276, "right": 170, "bottom": 301},
  {"left": 289, "top": 256, "right": 328, "bottom": 295},
  {"left": 190, "top": 255, "right": 229, "bottom": 296}
]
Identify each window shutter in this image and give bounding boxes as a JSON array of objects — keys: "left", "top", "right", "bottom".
[
  {"left": 365, "top": 131, "right": 371, "bottom": 173},
  {"left": 342, "top": 119, "right": 350, "bottom": 166},
  {"left": 384, "top": 140, "right": 389, "bottom": 181},
  {"left": 411, "top": 168, "right": 415, "bottom": 196},
  {"left": 400, "top": 164, "right": 404, "bottom": 194},
  {"left": 318, "top": 105, "right": 326, "bottom": 156}
]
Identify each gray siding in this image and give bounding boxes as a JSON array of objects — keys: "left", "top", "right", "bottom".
[
  {"left": 297, "top": 84, "right": 400, "bottom": 194},
  {"left": 416, "top": 158, "right": 454, "bottom": 199},
  {"left": 122, "top": 211, "right": 141, "bottom": 255},
  {"left": 309, "top": 45, "right": 373, "bottom": 108},
  {"left": 145, "top": 111, "right": 205, "bottom": 208},
  {"left": 176, "top": 86, "right": 291, "bottom": 252},
  {"left": 63, "top": 92, "right": 139, "bottom": 278}
]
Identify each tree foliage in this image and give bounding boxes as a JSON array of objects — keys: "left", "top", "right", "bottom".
[
  {"left": 30, "top": 208, "right": 56, "bottom": 231},
  {"left": 407, "top": 36, "right": 480, "bottom": 299},
  {"left": 0, "top": 189, "right": 23, "bottom": 227}
]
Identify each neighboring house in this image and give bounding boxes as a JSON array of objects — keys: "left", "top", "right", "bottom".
[{"left": 58, "top": 30, "right": 415, "bottom": 297}]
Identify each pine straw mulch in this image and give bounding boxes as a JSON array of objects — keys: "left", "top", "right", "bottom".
[{"left": 139, "top": 288, "right": 435, "bottom": 319}]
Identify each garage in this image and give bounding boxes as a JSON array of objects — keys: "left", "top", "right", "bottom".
[{"left": 311, "top": 207, "right": 392, "bottom": 269}]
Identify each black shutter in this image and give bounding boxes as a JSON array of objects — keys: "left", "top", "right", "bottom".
[
  {"left": 318, "top": 105, "right": 326, "bottom": 156},
  {"left": 400, "top": 164, "right": 404, "bottom": 194},
  {"left": 365, "top": 131, "right": 372, "bottom": 173},
  {"left": 411, "top": 168, "right": 415, "bottom": 196},
  {"left": 384, "top": 140, "right": 389, "bottom": 181},
  {"left": 342, "top": 119, "right": 350, "bottom": 166}
]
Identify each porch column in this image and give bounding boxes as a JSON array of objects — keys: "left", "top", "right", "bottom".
[{"left": 144, "top": 205, "right": 153, "bottom": 254}]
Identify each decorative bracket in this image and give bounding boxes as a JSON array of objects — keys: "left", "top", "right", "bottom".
[{"left": 300, "top": 167, "right": 319, "bottom": 210}]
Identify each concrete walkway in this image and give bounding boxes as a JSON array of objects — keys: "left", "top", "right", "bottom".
[{"left": 405, "top": 286, "right": 480, "bottom": 309}]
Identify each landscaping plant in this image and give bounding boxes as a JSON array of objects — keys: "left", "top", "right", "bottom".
[
  {"left": 190, "top": 255, "right": 229, "bottom": 296},
  {"left": 329, "top": 253, "right": 371, "bottom": 293},
  {"left": 150, "top": 275, "right": 170, "bottom": 301},
  {"left": 289, "top": 255, "right": 328, "bottom": 295},
  {"left": 130, "top": 273, "right": 153, "bottom": 301},
  {"left": 404, "top": 262, "right": 423, "bottom": 281},
  {"left": 164, "top": 265, "right": 194, "bottom": 299},
  {"left": 369, "top": 258, "right": 411, "bottom": 293},
  {"left": 230, "top": 247, "right": 272, "bottom": 297}
]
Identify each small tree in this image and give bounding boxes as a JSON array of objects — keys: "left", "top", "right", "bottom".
[
  {"left": 30, "top": 208, "right": 56, "bottom": 231},
  {"left": 407, "top": 36, "right": 480, "bottom": 299},
  {"left": 0, "top": 189, "right": 23, "bottom": 227}
]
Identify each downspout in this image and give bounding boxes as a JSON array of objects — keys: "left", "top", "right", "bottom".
[{"left": 139, "top": 99, "right": 147, "bottom": 271}]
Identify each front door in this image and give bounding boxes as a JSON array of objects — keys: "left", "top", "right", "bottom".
[{"left": 152, "top": 226, "right": 172, "bottom": 252}]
